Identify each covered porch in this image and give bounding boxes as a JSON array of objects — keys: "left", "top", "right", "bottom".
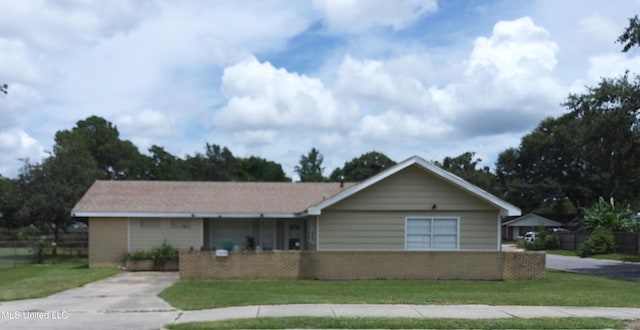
[{"left": 202, "top": 217, "right": 313, "bottom": 251}]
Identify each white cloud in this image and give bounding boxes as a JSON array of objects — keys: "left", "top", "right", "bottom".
[
  {"left": 214, "top": 57, "right": 359, "bottom": 132},
  {"left": 0, "top": 0, "right": 159, "bottom": 51},
  {"left": 0, "top": 128, "right": 46, "bottom": 177},
  {"left": 313, "top": 0, "right": 437, "bottom": 33},
  {"left": 466, "top": 17, "right": 558, "bottom": 81},
  {"left": 233, "top": 130, "right": 279, "bottom": 146},
  {"left": 117, "top": 108, "right": 174, "bottom": 138}
]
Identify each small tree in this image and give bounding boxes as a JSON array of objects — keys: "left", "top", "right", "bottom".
[
  {"left": 579, "top": 197, "right": 633, "bottom": 231},
  {"left": 295, "top": 148, "right": 326, "bottom": 182},
  {"left": 578, "top": 226, "right": 616, "bottom": 257}
]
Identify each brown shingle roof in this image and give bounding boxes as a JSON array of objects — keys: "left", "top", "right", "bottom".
[{"left": 72, "top": 180, "right": 356, "bottom": 216}]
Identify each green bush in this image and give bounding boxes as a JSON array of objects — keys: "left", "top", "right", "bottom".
[
  {"left": 578, "top": 226, "right": 616, "bottom": 257},
  {"left": 524, "top": 230, "right": 559, "bottom": 251},
  {"left": 126, "top": 250, "right": 153, "bottom": 261},
  {"left": 125, "top": 240, "right": 179, "bottom": 266},
  {"left": 150, "top": 240, "right": 179, "bottom": 266}
]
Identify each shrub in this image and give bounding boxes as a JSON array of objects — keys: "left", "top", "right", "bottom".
[
  {"left": 125, "top": 240, "right": 179, "bottom": 266},
  {"left": 150, "top": 240, "right": 179, "bottom": 266},
  {"left": 524, "top": 226, "right": 559, "bottom": 251},
  {"left": 578, "top": 226, "right": 616, "bottom": 257}
]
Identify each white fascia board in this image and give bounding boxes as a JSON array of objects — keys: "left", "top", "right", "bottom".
[
  {"left": 307, "top": 155, "right": 522, "bottom": 216},
  {"left": 71, "top": 211, "right": 306, "bottom": 219},
  {"left": 307, "top": 157, "right": 418, "bottom": 215}
]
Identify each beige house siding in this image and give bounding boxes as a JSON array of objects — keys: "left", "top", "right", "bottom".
[
  {"left": 317, "top": 165, "right": 501, "bottom": 251},
  {"left": 319, "top": 210, "right": 498, "bottom": 250},
  {"left": 329, "top": 166, "right": 495, "bottom": 212},
  {"left": 89, "top": 217, "right": 127, "bottom": 267},
  {"left": 319, "top": 211, "right": 404, "bottom": 250},
  {"left": 459, "top": 211, "right": 500, "bottom": 250},
  {"left": 129, "top": 218, "right": 202, "bottom": 252}
]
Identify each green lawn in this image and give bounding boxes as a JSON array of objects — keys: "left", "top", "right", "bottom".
[
  {"left": 165, "top": 317, "right": 624, "bottom": 330},
  {"left": 0, "top": 259, "right": 120, "bottom": 301},
  {"left": 159, "top": 270, "right": 640, "bottom": 310},
  {"left": 0, "top": 247, "right": 33, "bottom": 268}
]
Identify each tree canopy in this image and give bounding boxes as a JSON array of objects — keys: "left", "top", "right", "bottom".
[
  {"left": 295, "top": 147, "right": 326, "bottom": 182},
  {"left": 329, "top": 151, "right": 396, "bottom": 182}
]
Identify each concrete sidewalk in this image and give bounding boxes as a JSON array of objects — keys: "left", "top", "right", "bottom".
[{"left": 175, "top": 304, "right": 640, "bottom": 324}]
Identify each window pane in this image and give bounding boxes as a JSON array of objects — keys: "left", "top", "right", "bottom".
[
  {"left": 407, "top": 234, "right": 430, "bottom": 249},
  {"left": 407, "top": 219, "right": 431, "bottom": 235},
  {"left": 433, "top": 219, "right": 457, "bottom": 234},
  {"left": 406, "top": 217, "right": 458, "bottom": 250}
]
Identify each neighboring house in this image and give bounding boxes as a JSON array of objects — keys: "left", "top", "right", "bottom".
[
  {"left": 72, "top": 156, "right": 521, "bottom": 267},
  {"left": 501, "top": 213, "right": 564, "bottom": 240}
]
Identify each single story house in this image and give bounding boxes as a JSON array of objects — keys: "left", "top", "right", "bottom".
[
  {"left": 72, "top": 156, "right": 521, "bottom": 268},
  {"left": 501, "top": 213, "right": 574, "bottom": 240}
]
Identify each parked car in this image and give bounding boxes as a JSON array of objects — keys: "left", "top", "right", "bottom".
[
  {"left": 546, "top": 227, "right": 571, "bottom": 234},
  {"left": 524, "top": 231, "right": 537, "bottom": 243}
]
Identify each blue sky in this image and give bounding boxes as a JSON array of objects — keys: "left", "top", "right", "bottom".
[{"left": 2, "top": 0, "right": 640, "bottom": 179}]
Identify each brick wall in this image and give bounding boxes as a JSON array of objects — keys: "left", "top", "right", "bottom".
[{"left": 180, "top": 250, "right": 545, "bottom": 280}]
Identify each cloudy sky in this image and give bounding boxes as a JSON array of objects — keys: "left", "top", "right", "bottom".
[{"left": 2, "top": 0, "right": 640, "bottom": 179}]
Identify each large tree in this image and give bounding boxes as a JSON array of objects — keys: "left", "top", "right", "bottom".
[
  {"left": 235, "top": 156, "right": 291, "bottom": 182},
  {"left": 617, "top": 15, "right": 640, "bottom": 52},
  {"left": 16, "top": 147, "right": 102, "bottom": 247},
  {"left": 564, "top": 73, "right": 640, "bottom": 207},
  {"left": 496, "top": 74, "right": 640, "bottom": 212},
  {"left": 54, "top": 116, "right": 148, "bottom": 180},
  {"left": 329, "top": 151, "right": 396, "bottom": 182},
  {"left": 186, "top": 143, "right": 237, "bottom": 181},
  {"left": 435, "top": 152, "right": 502, "bottom": 197},
  {"left": 147, "top": 145, "right": 191, "bottom": 180},
  {"left": 295, "top": 147, "right": 326, "bottom": 182},
  {"left": 0, "top": 175, "right": 20, "bottom": 228}
]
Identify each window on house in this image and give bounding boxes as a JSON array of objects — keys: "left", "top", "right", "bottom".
[
  {"left": 307, "top": 220, "right": 316, "bottom": 244},
  {"left": 405, "top": 217, "right": 459, "bottom": 250},
  {"left": 210, "top": 220, "right": 251, "bottom": 250},
  {"left": 260, "top": 221, "right": 275, "bottom": 250}
]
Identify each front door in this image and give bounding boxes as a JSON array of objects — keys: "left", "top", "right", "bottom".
[{"left": 285, "top": 222, "right": 303, "bottom": 250}]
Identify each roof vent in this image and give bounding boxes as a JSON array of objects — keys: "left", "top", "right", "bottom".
[{"left": 322, "top": 194, "right": 327, "bottom": 200}]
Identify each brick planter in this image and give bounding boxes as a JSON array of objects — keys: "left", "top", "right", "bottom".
[{"left": 125, "top": 259, "right": 178, "bottom": 271}]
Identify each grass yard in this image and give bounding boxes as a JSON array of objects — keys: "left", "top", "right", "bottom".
[
  {"left": 159, "top": 270, "right": 640, "bottom": 310},
  {"left": 0, "top": 258, "right": 120, "bottom": 301},
  {"left": 0, "top": 246, "right": 33, "bottom": 269},
  {"left": 165, "top": 317, "right": 624, "bottom": 330}
]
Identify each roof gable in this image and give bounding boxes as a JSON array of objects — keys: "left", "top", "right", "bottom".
[
  {"left": 502, "top": 213, "right": 562, "bottom": 227},
  {"left": 307, "top": 156, "right": 521, "bottom": 216}
]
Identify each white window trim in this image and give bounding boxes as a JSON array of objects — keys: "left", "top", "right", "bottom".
[{"left": 404, "top": 216, "right": 460, "bottom": 251}]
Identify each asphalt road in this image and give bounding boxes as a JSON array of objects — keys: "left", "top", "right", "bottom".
[{"left": 546, "top": 254, "right": 640, "bottom": 281}]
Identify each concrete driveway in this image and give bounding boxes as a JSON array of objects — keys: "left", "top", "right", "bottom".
[
  {"left": 547, "top": 254, "right": 640, "bottom": 281},
  {"left": 0, "top": 271, "right": 180, "bottom": 330}
]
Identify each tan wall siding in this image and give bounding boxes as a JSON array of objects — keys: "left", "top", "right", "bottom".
[
  {"left": 89, "top": 217, "right": 127, "bottom": 267},
  {"left": 460, "top": 211, "right": 500, "bottom": 250},
  {"left": 319, "top": 210, "right": 499, "bottom": 250},
  {"left": 129, "top": 218, "right": 202, "bottom": 251},
  {"left": 330, "top": 166, "right": 496, "bottom": 212}
]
